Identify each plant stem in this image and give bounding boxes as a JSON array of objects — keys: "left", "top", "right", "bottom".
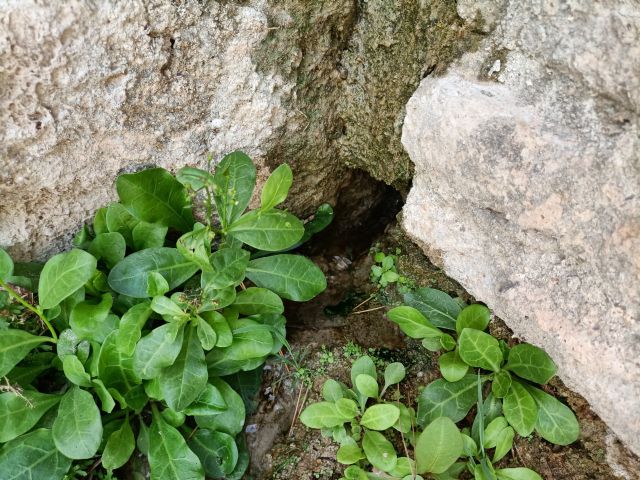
[{"left": 0, "top": 278, "right": 57, "bottom": 342}]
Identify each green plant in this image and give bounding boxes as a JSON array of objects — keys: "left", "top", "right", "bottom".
[
  {"left": 0, "top": 151, "right": 329, "bottom": 479},
  {"left": 370, "top": 248, "right": 412, "bottom": 290}
]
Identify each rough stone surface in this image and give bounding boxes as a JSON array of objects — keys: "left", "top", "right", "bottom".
[{"left": 402, "top": 0, "right": 640, "bottom": 456}]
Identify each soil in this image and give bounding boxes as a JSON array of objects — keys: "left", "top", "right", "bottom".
[{"left": 241, "top": 222, "right": 640, "bottom": 480}]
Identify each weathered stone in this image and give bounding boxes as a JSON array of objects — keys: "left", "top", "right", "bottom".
[{"left": 402, "top": 0, "right": 640, "bottom": 455}]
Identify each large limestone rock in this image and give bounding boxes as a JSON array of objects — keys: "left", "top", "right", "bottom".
[{"left": 402, "top": 1, "right": 640, "bottom": 454}]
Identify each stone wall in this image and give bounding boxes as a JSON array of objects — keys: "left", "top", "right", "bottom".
[{"left": 402, "top": 0, "right": 640, "bottom": 455}]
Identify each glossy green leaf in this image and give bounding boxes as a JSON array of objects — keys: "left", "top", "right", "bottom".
[
  {"left": 213, "top": 151, "right": 256, "bottom": 228},
  {"left": 458, "top": 328, "right": 503, "bottom": 372},
  {"left": 161, "top": 408, "right": 186, "bottom": 428},
  {"left": 0, "top": 330, "right": 51, "bottom": 377},
  {"left": 362, "top": 430, "right": 397, "bottom": 473},
  {"left": 456, "top": 304, "right": 491, "bottom": 334},
  {"left": 194, "top": 378, "right": 245, "bottom": 436},
  {"left": 62, "top": 355, "right": 92, "bottom": 387},
  {"left": 439, "top": 350, "right": 469, "bottom": 383},
  {"left": 149, "top": 407, "right": 203, "bottom": 480},
  {"left": 227, "top": 209, "right": 304, "bottom": 251},
  {"left": 159, "top": 326, "right": 208, "bottom": 412},
  {"left": 503, "top": 382, "right": 537, "bottom": 436},
  {"left": 505, "top": 344, "right": 557, "bottom": 384},
  {"left": 0, "top": 391, "right": 61, "bottom": 443},
  {"left": 525, "top": 386, "right": 579, "bottom": 445},
  {"left": 132, "top": 221, "right": 168, "bottom": 251},
  {"left": 417, "top": 374, "right": 480, "bottom": 426},
  {"left": 496, "top": 468, "right": 542, "bottom": 480},
  {"left": 133, "top": 323, "right": 184, "bottom": 380},
  {"left": 38, "top": 249, "right": 97, "bottom": 309},
  {"left": 404, "top": 288, "right": 461, "bottom": 330},
  {"left": 261, "top": 164, "right": 293, "bottom": 211},
  {"left": 106, "top": 202, "right": 140, "bottom": 247},
  {"left": 188, "top": 429, "right": 239, "bottom": 477},
  {"left": 88, "top": 232, "right": 126, "bottom": 269},
  {"left": 0, "top": 428, "right": 72, "bottom": 480},
  {"left": 108, "top": 247, "right": 199, "bottom": 298},
  {"left": 233, "top": 287, "right": 284, "bottom": 315},
  {"left": 415, "top": 417, "right": 463, "bottom": 475},
  {"left": 361, "top": 404, "right": 400, "bottom": 430},
  {"left": 202, "top": 248, "right": 250, "bottom": 290},
  {"left": 355, "top": 374, "right": 379, "bottom": 399},
  {"left": 246, "top": 254, "right": 326, "bottom": 301},
  {"left": 492, "top": 370, "right": 512, "bottom": 398},
  {"left": 69, "top": 293, "right": 116, "bottom": 342},
  {"left": 182, "top": 383, "right": 226, "bottom": 416},
  {"left": 176, "top": 166, "right": 215, "bottom": 191},
  {"left": 102, "top": 419, "right": 135, "bottom": 471},
  {"left": 52, "top": 387, "right": 102, "bottom": 459},
  {"left": 116, "top": 302, "right": 152, "bottom": 356},
  {"left": 387, "top": 306, "right": 442, "bottom": 339},
  {"left": 117, "top": 167, "right": 194, "bottom": 232}
]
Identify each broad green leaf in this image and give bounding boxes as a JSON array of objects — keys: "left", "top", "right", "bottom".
[
  {"left": 261, "top": 164, "right": 293, "bottom": 211},
  {"left": 176, "top": 166, "right": 215, "bottom": 191},
  {"left": 440, "top": 333, "right": 457, "bottom": 351},
  {"left": 206, "top": 319, "right": 273, "bottom": 375},
  {"left": 52, "top": 387, "right": 102, "bottom": 459},
  {"left": 38, "top": 249, "right": 97, "bottom": 309},
  {"left": 246, "top": 254, "right": 326, "bottom": 301},
  {"left": 0, "top": 428, "right": 72, "bottom": 480},
  {"left": 456, "top": 304, "right": 491, "bottom": 334},
  {"left": 439, "top": 350, "right": 469, "bottom": 383},
  {"left": 62, "top": 355, "right": 92, "bottom": 387},
  {"left": 355, "top": 374, "right": 379, "bottom": 399},
  {"left": 336, "top": 441, "right": 366, "bottom": 465},
  {"left": 188, "top": 429, "right": 239, "bottom": 477},
  {"left": 92, "top": 379, "right": 116, "bottom": 413},
  {"left": 362, "top": 430, "right": 397, "bottom": 473},
  {"left": 0, "top": 248, "right": 13, "bottom": 280},
  {"left": 525, "top": 386, "right": 579, "bottom": 445},
  {"left": 493, "top": 426, "right": 515, "bottom": 462},
  {"left": 344, "top": 465, "right": 369, "bottom": 480},
  {"left": 483, "top": 416, "right": 508, "bottom": 448},
  {"left": 417, "top": 375, "right": 480, "bottom": 426},
  {"left": 149, "top": 407, "right": 203, "bottom": 480},
  {"left": 322, "top": 379, "right": 344, "bottom": 402},
  {"left": 422, "top": 336, "right": 443, "bottom": 352},
  {"left": 151, "top": 296, "right": 187, "bottom": 319},
  {"left": 195, "top": 378, "right": 245, "bottom": 436},
  {"left": 390, "top": 457, "right": 416, "bottom": 478},
  {"left": 492, "top": 370, "right": 512, "bottom": 398},
  {"left": 196, "top": 316, "right": 217, "bottom": 350},
  {"left": 93, "top": 207, "right": 108, "bottom": 235},
  {"left": 182, "top": 383, "right": 226, "bottom": 416},
  {"left": 102, "top": 419, "right": 135, "bottom": 471},
  {"left": 386, "top": 306, "right": 442, "bottom": 339},
  {"left": 505, "top": 344, "right": 557, "bottom": 384},
  {"left": 117, "top": 167, "right": 194, "bottom": 232},
  {"left": 297, "top": 203, "right": 334, "bottom": 245},
  {"left": 415, "top": 417, "right": 463, "bottom": 474},
  {"left": 106, "top": 202, "right": 139, "bottom": 247},
  {"left": 351, "top": 355, "right": 377, "bottom": 391},
  {"left": 133, "top": 323, "right": 184, "bottom": 380},
  {"left": 132, "top": 221, "right": 168, "bottom": 250},
  {"left": 108, "top": 247, "right": 199, "bottom": 298},
  {"left": 458, "top": 328, "right": 503, "bottom": 372},
  {"left": 496, "top": 468, "right": 542, "bottom": 480},
  {"left": 88, "top": 232, "right": 126, "bottom": 269},
  {"left": 116, "top": 302, "right": 152, "bottom": 356},
  {"left": 227, "top": 209, "right": 304, "bottom": 251},
  {"left": 159, "top": 326, "right": 208, "bottom": 412},
  {"left": 233, "top": 287, "right": 284, "bottom": 315},
  {"left": 0, "top": 329, "right": 50, "bottom": 377},
  {"left": 404, "top": 288, "right": 461, "bottom": 330},
  {"left": 503, "top": 382, "right": 537, "bottom": 436},
  {"left": 69, "top": 293, "right": 116, "bottom": 342},
  {"left": 202, "top": 248, "right": 250, "bottom": 290},
  {"left": 383, "top": 362, "right": 406, "bottom": 390},
  {"left": 213, "top": 151, "right": 256, "bottom": 228},
  {"left": 393, "top": 403, "right": 414, "bottom": 434},
  {"left": 161, "top": 408, "right": 186, "bottom": 428},
  {"left": 225, "top": 434, "right": 249, "bottom": 480},
  {"left": 199, "top": 286, "right": 236, "bottom": 312},
  {"left": 176, "top": 224, "right": 212, "bottom": 272},
  {"left": 361, "top": 404, "right": 400, "bottom": 430},
  {"left": 300, "top": 402, "right": 350, "bottom": 428},
  {"left": 201, "top": 311, "right": 232, "bottom": 347},
  {"left": 147, "top": 271, "right": 170, "bottom": 297},
  {"left": 335, "top": 398, "right": 359, "bottom": 419},
  {"left": 0, "top": 391, "right": 61, "bottom": 442}
]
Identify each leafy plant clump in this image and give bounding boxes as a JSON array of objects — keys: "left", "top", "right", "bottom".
[
  {"left": 0, "top": 151, "right": 329, "bottom": 479},
  {"left": 300, "top": 288, "right": 579, "bottom": 480}
]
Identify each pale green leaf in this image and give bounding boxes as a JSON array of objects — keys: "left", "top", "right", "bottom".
[
  {"left": 415, "top": 417, "right": 462, "bottom": 475},
  {"left": 213, "top": 151, "right": 256, "bottom": 228},
  {"left": 505, "top": 344, "right": 557, "bottom": 384},
  {"left": 386, "top": 306, "right": 442, "bottom": 339},
  {"left": 458, "top": 328, "right": 503, "bottom": 372},
  {"left": 438, "top": 350, "right": 469, "bottom": 383},
  {"left": 456, "top": 304, "right": 491, "bottom": 334},
  {"left": 38, "top": 249, "right": 97, "bottom": 309},
  {"left": 525, "top": 386, "right": 579, "bottom": 445},
  {"left": 102, "top": 419, "right": 135, "bottom": 471},
  {"left": 361, "top": 404, "right": 400, "bottom": 431},
  {"left": 246, "top": 254, "right": 326, "bottom": 301},
  {"left": 362, "top": 431, "right": 397, "bottom": 473},
  {"left": 261, "top": 164, "right": 293, "bottom": 211},
  {"left": 52, "top": 387, "right": 102, "bottom": 459},
  {"left": 503, "top": 382, "right": 537, "bottom": 437}
]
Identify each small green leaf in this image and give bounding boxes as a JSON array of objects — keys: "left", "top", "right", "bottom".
[
  {"left": 355, "top": 374, "right": 379, "bottom": 399},
  {"left": 196, "top": 316, "right": 217, "bottom": 350},
  {"left": 116, "top": 302, "right": 152, "bottom": 356},
  {"left": 383, "top": 362, "right": 406, "bottom": 390},
  {"left": 458, "top": 328, "right": 503, "bottom": 372},
  {"left": 0, "top": 391, "right": 61, "bottom": 443},
  {"left": 351, "top": 356, "right": 377, "bottom": 391},
  {"left": 362, "top": 430, "right": 397, "bottom": 473},
  {"left": 62, "top": 355, "right": 92, "bottom": 387},
  {"left": 147, "top": 271, "right": 170, "bottom": 297},
  {"left": 361, "top": 404, "right": 400, "bottom": 431},
  {"left": 0, "top": 248, "right": 14, "bottom": 280},
  {"left": 421, "top": 336, "right": 443, "bottom": 352},
  {"left": 337, "top": 442, "right": 366, "bottom": 465},
  {"left": 202, "top": 248, "right": 250, "bottom": 289},
  {"left": 493, "top": 426, "right": 515, "bottom": 462},
  {"left": 52, "top": 387, "right": 103, "bottom": 459},
  {"left": 404, "top": 288, "right": 461, "bottom": 330},
  {"left": 151, "top": 296, "right": 187, "bottom": 318},
  {"left": 456, "top": 304, "right": 491, "bottom": 334},
  {"left": 0, "top": 429, "right": 72, "bottom": 480},
  {"left": 188, "top": 429, "right": 239, "bottom": 477},
  {"left": 439, "top": 334, "right": 457, "bottom": 351},
  {"left": 206, "top": 319, "right": 273, "bottom": 375},
  {"left": 88, "top": 232, "right": 126, "bottom": 269},
  {"left": 483, "top": 416, "right": 508, "bottom": 449},
  {"left": 322, "top": 379, "right": 344, "bottom": 402},
  {"left": 102, "top": 419, "right": 135, "bottom": 471},
  {"left": 228, "top": 209, "right": 304, "bottom": 251},
  {"left": 194, "top": 378, "right": 245, "bottom": 436},
  {"left": 233, "top": 287, "right": 284, "bottom": 315},
  {"left": 299, "top": 402, "right": 349, "bottom": 429},
  {"left": 344, "top": 465, "right": 369, "bottom": 480},
  {"left": 525, "top": 386, "right": 579, "bottom": 445},
  {"left": 133, "top": 323, "right": 185, "bottom": 379},
  {"left": 439, "top": 350, "right": 469, "bottom": 383},
  {"left": 335, "top": 398, "right": 359, "bottom": 419},
  {"left": 176, "top": 224, "right": 212, "bottom": 271},
  {"left": 261, "top": 164, "right": 293, "bottom": 211},
  {"left": 92, "top": 378, "right": 116, "bottom": 413},
  {"left": 417, "top": 374, "right": 480, "bottom": 427},
  {"left": 106, "top": 203, "right": 139, "bottom": 247},
  {"left": 201, "top": 311, "right": 232, "bottom": 347},
  {"left": 246, "top": 254, "right": 326, "bottom": 301},
  {"left": 38, "top": 249, "right": 97, "bottom": 309},
  {"left": 69, "top": 293, "right": 116, "bottom": 342},
  {"left": 492, "top": 370, "right": 512, "bottom": 399},
  {"left": 161, "top": 408, "right": 186, "bottom": 427},
  {"left": 182, "top": 383, "right": 226, "bottom": 416},
  {"left": 387, "top": 306, "right": 442, "bottom": 339},
  {"left": 132, "top": 222, "right": 168, "bottom": 250},
  {"left": 415, "top": 417, "right": 463, "bottom": 474},
  {"left": 503, "top": 382, "right": 537, "bottom": 437},
  {"left": 496, "top": 467, "right": 543, "bottom": 480},
  {"left": 0, "top": 329, "right": 50, "bottom": 377},
  {"left": 505, "top": 344, "right": 557, "bottom": 384},
  {"left": 213, "top": 151, "right": 257, "bottom": 228},
  {"left": 117, "top": 167, "right": 194, "bottom": 232},
  {"left": 176, "top": 166, "right": 215, "bottom": 191}
]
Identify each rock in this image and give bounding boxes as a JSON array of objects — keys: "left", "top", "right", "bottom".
[{"left": 401, "top": 0, "right": 640, "bottom": 456}]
